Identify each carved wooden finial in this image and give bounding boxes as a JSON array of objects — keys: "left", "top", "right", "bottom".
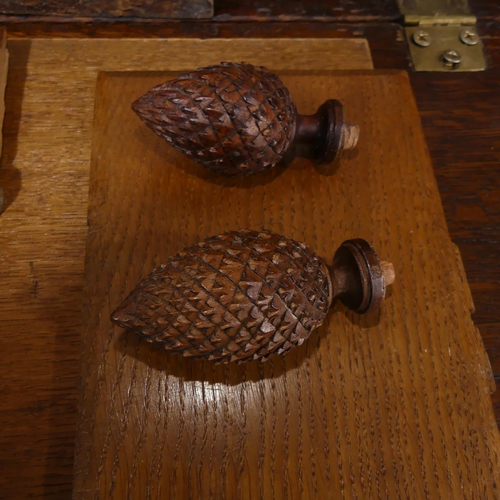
[
  {"left": 132, "top": 62, "right": 358, "bottom": 175},
  {"left": 111, "top": 230, "right": 393, "bottom": 363}
]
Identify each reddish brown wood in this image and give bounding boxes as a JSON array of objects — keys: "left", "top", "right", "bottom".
[
  {"left": 0, "top": 0, "right": 398, "bottom": 22},
  {"left": 0, "top": 0, "right": 214, "bottom": 19},
  {"left": 0, "top": 0, "right": 494, "bottom": 23},
  {"left": 111, "top": 230, "right": 393, "bottom": 362},
  {"left": 294, "top": 100, "right": 359, "bottom": 162},
  {"left": 219, "top": 0, "right": 499, "bottom": 22},
  {"left": 133, "top": 63, "right": 296, "bottom": 175},
  {"left": 213, "top": 0, "right": 399, "bottom": 21},
  {"left": 471, "top": 0, "right": 500, "bottom": 21},
  {"left": 133, "top": 62, "right": 358, "bottom": 174}
]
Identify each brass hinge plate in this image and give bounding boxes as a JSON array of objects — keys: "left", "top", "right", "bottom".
[
  {"left": 405, "top": 20, "right": 486, "bottom": 72},
  {"left": 399, "top": 0, "right": 486, "bottom": 72}
]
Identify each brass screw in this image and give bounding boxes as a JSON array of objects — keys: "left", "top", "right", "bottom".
[
  {"left": 442, "top": 49, "right": 462, "bottom": 69},
  {"left": 460, "top": 29, "right": 479, "bottom": 46},
  {"left": 412, "top": 30, "right": 432, "bottom": 47}
]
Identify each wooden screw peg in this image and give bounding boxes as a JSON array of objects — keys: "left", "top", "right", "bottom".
[
  {"left": 132, "top": 62, "right": 359, "bottom": 175},
  {"left": 111, "top": 230, "right": 394, "bottom": 363}
]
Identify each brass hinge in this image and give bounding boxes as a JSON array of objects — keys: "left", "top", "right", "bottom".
[
  {"left": 405, "top": 14, "right": 476, "bottom": 26},
  {"left": 400, "top": 3, "right": 486, "bottom": 71}
]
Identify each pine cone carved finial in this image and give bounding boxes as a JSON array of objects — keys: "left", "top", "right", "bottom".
[
  {"left": 111, "top": 230, "right": 394, "bottom": 363},
  {"left": 132, "top": 62, "right": 359, "bottom": 175}
]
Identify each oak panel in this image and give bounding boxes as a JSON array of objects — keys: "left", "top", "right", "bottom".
[
  {"left": 0, "top": 37, "right": 371, "bottom": 500},
  {"left": 74, "top": 70, "right": 500, "bottom": 499}
]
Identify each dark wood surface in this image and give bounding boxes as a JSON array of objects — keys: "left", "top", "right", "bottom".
[
  {"left": 214, "top": 0, "right": 500, "bottom": 21},
  {"left": 0, "top": 0, "right": 214, "bottom": 19},
  {"left": 0, "top": 9, "right": 499, "bottom": 500},
  {"left": 0, "top": 0, "right": 496, "bottom": 21},
  {"left": 413, "top": 69, "right": 500, "bottom": 423},
  {"left": 468, "top": 1, "right": 500, "bottom": 20},
  {"left": 213, "top": 0, "right": 399, "bottom": 21}
]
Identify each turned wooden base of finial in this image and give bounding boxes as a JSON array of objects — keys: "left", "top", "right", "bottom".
[
  {"left": 331, "top": 239, "right": 394, "bottom": 314},
  {"left": 294, "top": 100, "right": 360, "bottom": 165}
]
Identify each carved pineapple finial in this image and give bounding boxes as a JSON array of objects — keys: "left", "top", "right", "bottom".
[
  {"left": 111, "top": 230, "right": 394, "bottom": 363},
  {"left": 132, "top": 62, "right": 359, "bottom": 175}
]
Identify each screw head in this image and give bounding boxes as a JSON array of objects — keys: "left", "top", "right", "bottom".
[
  {"left": 442, "top": 49, "right": 462, "bottom": 68},
  {"left": 413, "top": 29, "right": 432, "bottom": 47},
  {"left": 460, "top": 28, "right": 479, "bottom": 46}
]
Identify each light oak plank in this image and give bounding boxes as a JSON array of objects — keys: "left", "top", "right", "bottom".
[
  {"left": 0, "top": 38, "right": 372, "bottom": 499},
  {"left": 74, "top": 70, "right": 500, "bottom": 499}
]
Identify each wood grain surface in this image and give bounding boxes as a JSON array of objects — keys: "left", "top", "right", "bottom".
[
  {"left": 216, "top": 0, "right": 500, "bottom": 21},
  {"left": 0, "top": 38, "right": 371, "bottom": 500},
  {"left": 0, "top": 28, "right": 6, "bottom": 210},
  {"left": 0, "top": 0, "right": 214, "bottom": 20},
  {"left": 74, "top": 70, "right": 500, "bottom": 499},
  {"left": 0, "top": 17, "right": 499, "bottom": 500},
  {"left": 0, "top": 0, "right": 396, "bottom": 22},
  {"left": 411, "top": 69, "right": 500, "bottom": 426},
  {"left": 0, "top": 28, "right": 5, "bottom": 136},
  {"left": 213, "top": 0, "right": 399, "bottom": 21},
  {"left": 0, "top": 0, "right": 497, "bottom": 22}
]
